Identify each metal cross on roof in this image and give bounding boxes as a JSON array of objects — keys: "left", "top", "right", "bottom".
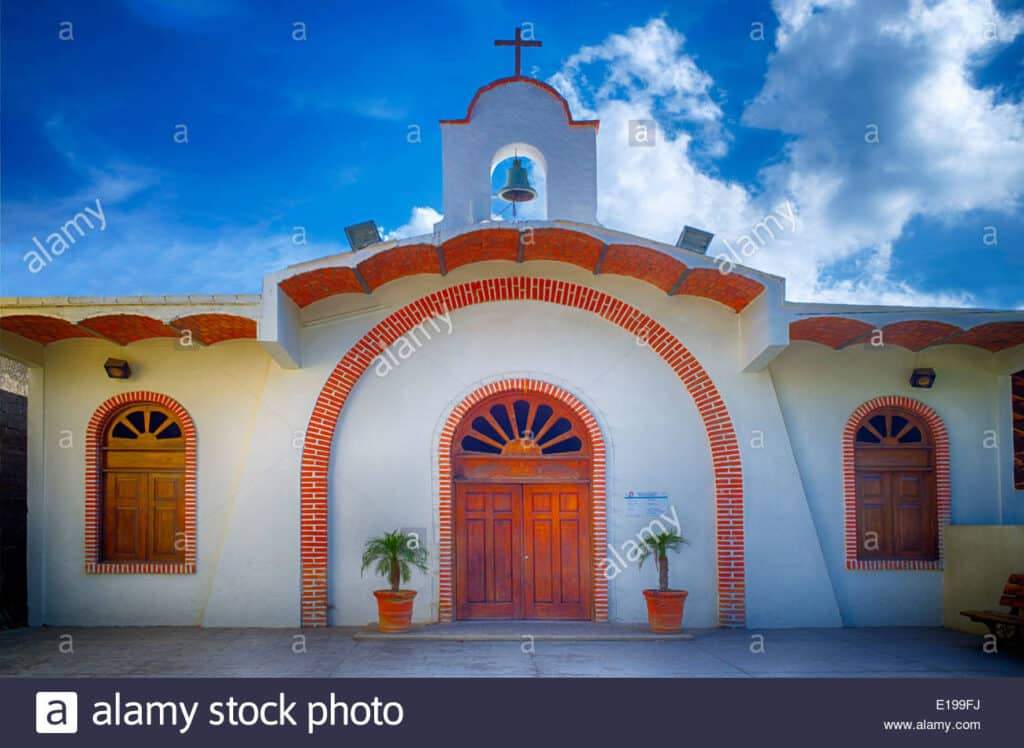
[{"left": 495, "top": 26, "right": 542, "bottom": 77}]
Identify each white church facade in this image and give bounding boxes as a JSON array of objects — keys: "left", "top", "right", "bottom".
[{"left": 2, "top": 67, "right": 1023, "bottom": 631}]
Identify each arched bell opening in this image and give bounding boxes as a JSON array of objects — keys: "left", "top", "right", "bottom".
[{"left": 490, "top": 142, "right": 547, "bottom": 222}]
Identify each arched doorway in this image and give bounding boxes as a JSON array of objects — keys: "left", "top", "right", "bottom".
[
  {"left": 852, "top": 406, "right": 938, "bottom": 562},
  {"left": 452, "top": 388, "right": 593, "bottom": 620}
]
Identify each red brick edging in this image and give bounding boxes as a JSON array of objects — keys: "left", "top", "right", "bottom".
[
  {"left": 842, "top": 396, "right": 950, "bottom": 571},
  {"left": 439, "top": 76, "right": 600, "bottom": 130},
  {"left": 84, "top": 391, "right": 197, "bottom": 574},
  {"left": 300, "top": 277, "right": 746, "bottom": 627},
  {"left": 437, "top": 379, "right": 608, "bottom": 622}
]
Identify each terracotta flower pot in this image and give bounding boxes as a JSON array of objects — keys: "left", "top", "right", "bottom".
[
  {"left": 373, "top": 589, "right": 417, "bottom": 633},
  {"left": 643, "top": 589, "right": 688, "bottom": 633}
]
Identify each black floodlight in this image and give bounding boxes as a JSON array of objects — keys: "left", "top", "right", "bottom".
[
  {"left": 344, "top": 220, "right": 382, "bottom": 251},
  {"left": 676, "top": 225, "right": 715, "bottom": 254}
]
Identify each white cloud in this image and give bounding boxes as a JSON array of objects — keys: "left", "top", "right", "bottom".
[
  {"left": 550, "top": 7, "right": 1024, "bottom": 306},
  {"left": 549, "top": 20, "right": 753, "bottom": 249},
  {"left": 384, "top": 206, "right": 443, "bottom": 240},
  {"left": 550, "top": 19, "right": 728, "bottom": 156},
  {"left": 745, "top": 0, "right": 1024, "bottom": 303}
]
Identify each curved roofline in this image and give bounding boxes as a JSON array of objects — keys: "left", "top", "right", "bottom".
[
  {"left": 271, "top": 224, "right": 768, "bottom": 313},
  {"left": 0, "top": 311, "right": 257, "bottom": 346},
  {"left": 440, "top": 76, "right": 600, "bottom": 131},
  {"left": 788, "top": 315, "right": 1024, "bottom": 352}
]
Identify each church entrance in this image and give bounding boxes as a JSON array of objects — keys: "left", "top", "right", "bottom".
[{"left": 452, "top": 391, "right": 592, "bottom": 620}]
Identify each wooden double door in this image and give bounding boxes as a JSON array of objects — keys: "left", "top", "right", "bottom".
[
  {"left": 103, "top": 471, "right": 185, "bottom": 563},
  {"left": 853, "top": 407, "right": 937, "bottom": 561},
  {"left": 455, "top": 482, "right": 591, "bottom": 620},
  {"left": 855, "top": 469, "right": 936, "bottom": 560}
]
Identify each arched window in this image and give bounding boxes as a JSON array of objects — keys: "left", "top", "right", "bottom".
[
  {"left": 852, "top": 406, "right": 937, "bottom": 562},
  {"left": 100, "top": 403, "right": 186, "bottom": 564}
]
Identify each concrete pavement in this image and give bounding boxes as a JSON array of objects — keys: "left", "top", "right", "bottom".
[{"left": 1, "top": 625, "right": 1022, "bottom": 678}]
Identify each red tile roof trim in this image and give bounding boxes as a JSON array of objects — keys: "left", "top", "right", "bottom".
[
  {"left": 0, "top": 313, "right": 256, "bottom": 346},
  {"left": 278, "top": 228, "right": 766, "bottom": 312},
  {"left": 790, "top": 317, "right": 1024, "bottom": 352}
]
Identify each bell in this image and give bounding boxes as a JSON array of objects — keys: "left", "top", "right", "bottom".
[{"left": 497, "top": 157, "right": 537, "bottom": 203}]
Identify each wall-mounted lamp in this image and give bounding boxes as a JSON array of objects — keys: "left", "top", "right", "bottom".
[
  {"left": 103, "top": 358, "right": 131, "bottom": 379},
  {"left": 910, "top": 367, "right": 935, "bottom": 388}
]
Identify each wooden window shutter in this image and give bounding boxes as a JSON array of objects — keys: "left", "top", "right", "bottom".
[{"left": 101, "top": 405, "right": 186, "bottom": 564}]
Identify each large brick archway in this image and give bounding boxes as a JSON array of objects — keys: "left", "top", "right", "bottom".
[{"left": 300, "top": 277, "right": 746, "bottom": 627}]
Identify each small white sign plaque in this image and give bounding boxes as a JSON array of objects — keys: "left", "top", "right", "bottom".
[{"left": 624, "top": 491, "right": 668, "bottom": 518}]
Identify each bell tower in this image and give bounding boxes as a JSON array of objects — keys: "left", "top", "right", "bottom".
[{"left": 435, "top": 27, "right": 600, "bottom": 235}]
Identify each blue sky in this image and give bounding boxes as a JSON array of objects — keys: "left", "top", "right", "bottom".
[{"left": 2, "top": 0, "right": 1023, "bottom": 307}]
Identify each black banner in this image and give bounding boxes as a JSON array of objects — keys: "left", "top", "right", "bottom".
[{"left": 4, "top": 677, "right": 1021, "bottom": 746}]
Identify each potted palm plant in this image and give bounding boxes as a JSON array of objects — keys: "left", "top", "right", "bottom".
[
  {"left": 638, "top": 530, "right": 689, "bottom": 633},
  {"left": 361, "top": 529, "right": 429, "bottom": 633}
]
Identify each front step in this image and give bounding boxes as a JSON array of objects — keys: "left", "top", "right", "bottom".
[{"left": 353, "top": 621, "right": 694, "bottom": 641}]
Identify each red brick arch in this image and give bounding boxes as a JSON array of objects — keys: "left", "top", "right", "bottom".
[
  {"left": 84, "top": 391, "right": 197, "bottom": 574},
  {"left": 438, "top": 379, "right": 608, "bottom": 622},
  {"left": 842, "top": 395, "right": 950, "bottom": 570},
  {"left": 300, "top": 277, "right": 745, "bottom": 627}
]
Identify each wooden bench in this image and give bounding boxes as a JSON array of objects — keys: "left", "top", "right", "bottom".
[{"left": 961, "top": 573, "right": 1024, "bottom": 645}]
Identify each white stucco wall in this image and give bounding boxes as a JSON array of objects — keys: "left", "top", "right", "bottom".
[
  {"left": 34, "top": 337, "right": 301, "bottom": 626},
  {"left": 770, "top": 342, "right": 1006, "bottom": 626},
  {"left": 27, "top": 258, "right": 1015, "bottom": 629}
]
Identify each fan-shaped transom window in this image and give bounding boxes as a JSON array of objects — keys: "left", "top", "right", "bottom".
[
  {"left": 107, "top": 405, "right": 184, "bottom": 445},
  {"left": 454, "top": 392, "right": 590, "bottom": 482},
  {"left": 855, "top": 409, "right": 927, "bottom": 446},
  {"left": 459, "top": 398, "right": 585, "bottom": 456}
]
